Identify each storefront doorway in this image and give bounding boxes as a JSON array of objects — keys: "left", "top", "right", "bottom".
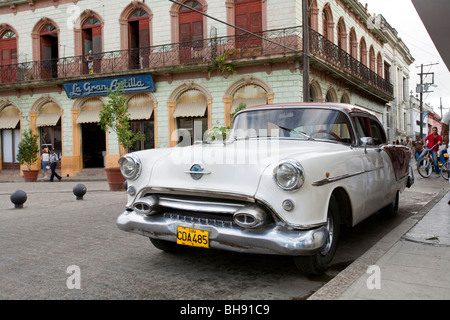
[{"left": 81, "top": 123, "right": 105, "bottom": 168}]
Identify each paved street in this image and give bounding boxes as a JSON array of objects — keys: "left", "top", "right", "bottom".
[{"left": 0, "top": 174, "right": 448, "bottom": 300}]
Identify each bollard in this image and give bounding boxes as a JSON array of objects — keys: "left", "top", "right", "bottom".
[
  {"left": 73, "top": 184, "right": 87, "bottom": 200},
  {"left": 11, "top": 190, "right": 27, "bottom": 209}
]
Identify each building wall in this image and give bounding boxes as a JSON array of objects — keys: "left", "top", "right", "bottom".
[{"left": 0, "top": 0, "right": 412, "bottom": 176}]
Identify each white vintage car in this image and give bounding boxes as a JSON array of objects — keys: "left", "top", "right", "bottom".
[{"left": 116, "top": 103, "right": 413, "bottom": 275}]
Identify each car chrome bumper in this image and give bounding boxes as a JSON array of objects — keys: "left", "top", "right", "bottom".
[{"left": 116, "top": 210, "right": 329, "bottom": 256}]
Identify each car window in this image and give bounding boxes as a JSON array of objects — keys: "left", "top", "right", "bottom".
[
  {"left": 369, "top": 119, "right": 387, "bottom": 145},
  {"left": 352, "top": 116, "right": 387, "bottom": 146},
  {"left": 232, "top": 108, "right": 354, "bottom": 144}
]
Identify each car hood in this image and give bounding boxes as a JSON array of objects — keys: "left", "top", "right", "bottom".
[{"left": 143, "top": 139, "right": 346, "bottom": 197}]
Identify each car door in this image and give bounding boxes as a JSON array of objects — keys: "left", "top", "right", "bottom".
[{"left": 352, "top": 115, "right": 386, "bottom": 223}]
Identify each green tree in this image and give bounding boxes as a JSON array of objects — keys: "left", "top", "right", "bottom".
[
  {"left": 16, "top": 129, "right": 40, "bottom": 170},
  {"left": 99, "top": 80, "right": 145, "bottom": 157}
]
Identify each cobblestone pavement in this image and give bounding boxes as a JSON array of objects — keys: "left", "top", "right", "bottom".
[
  {"left": 0, "top": 181, "right": 324, "bottom": 300},
  {"left": 1, "top": 175, "right": 448, "bottom": 300}
]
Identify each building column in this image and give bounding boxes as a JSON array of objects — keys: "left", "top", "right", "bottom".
[{"left": 168, "top": 100, "right": 177, "bottom": 147}]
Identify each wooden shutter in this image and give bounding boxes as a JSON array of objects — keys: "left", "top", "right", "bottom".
[
  {"left": 92, "top": 26, "right": 102, "bottom": 73},
  {"left": 139, "top": 19, "right": 150, "bottom": 68},
  {"left": 235, "top": 0, "right": 262, "bottom": 48}
]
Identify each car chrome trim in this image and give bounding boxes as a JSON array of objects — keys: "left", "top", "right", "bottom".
[
  {"left": 136, "top": 187, "right": 255, "bottom": 203},
  {"left": 312, "top": 168, "right": 381, "bottom": 186},
  {"left": 117, "top": 210, "right": 329, "bottom": 256},
  {"left": 157, "top": 196, "right": 245, "bottom": 214},
  {"left": 233, "top": 205, "right": 269, "bottom": 228}
]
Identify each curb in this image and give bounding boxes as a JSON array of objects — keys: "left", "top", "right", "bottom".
[{"left": 308, "top": 185, "right": 450, "bottom": 300}]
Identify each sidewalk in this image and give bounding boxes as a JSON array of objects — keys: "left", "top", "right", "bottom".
[
  {"left": 309, "top": 186, "right": 450, "bottom": 300},
  {"left": 0, "top": 168, "right": 107, "bottom": 183}
]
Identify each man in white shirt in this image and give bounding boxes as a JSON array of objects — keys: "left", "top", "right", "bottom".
[{"left": 49, "top": 148, "right": 62, "bottom": 182}]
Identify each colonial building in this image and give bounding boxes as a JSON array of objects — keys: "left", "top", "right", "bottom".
[
  {"left": 377, "top": 14, "right": 414, "bottom": 141},
  {"left": 0, "top": 0, "right": 406, "bottom": 177}
]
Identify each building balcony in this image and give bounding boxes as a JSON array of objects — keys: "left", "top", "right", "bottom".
[
  {"left": 309, "top": 29, "right": 393, "bottom": 99},
  {"left": 0, "top": 26, "right": 393, "bottom": 99}
]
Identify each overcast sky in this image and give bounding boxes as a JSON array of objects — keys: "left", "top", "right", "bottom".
[{"left": 360, "top": 0, "right": 450, "bottom": 116}]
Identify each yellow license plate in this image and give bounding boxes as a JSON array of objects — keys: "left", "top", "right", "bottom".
[{"left": 176, "top": 226, "right": 209, "bottom": 248}]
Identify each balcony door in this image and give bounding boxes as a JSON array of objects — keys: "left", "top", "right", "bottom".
[
  {"left": 82, "top": 18, "right": 102, "bottom": 74},
  {"left": 40, "top": 24, "right": 58, "bottom": 79},
  {"left": 235, "top": 0, "right": 262, "bottom": 48},
  {"left": 179, "top": 1, "right": 204, "bottom": 64},
  {"left": 128, "top": 9, "right": 150, "bottom": 69},
  {"left": 0, "top": 31, "right": 17, "bottom": 83}
]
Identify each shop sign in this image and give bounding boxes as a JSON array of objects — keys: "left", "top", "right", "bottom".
[{"left": 63, "top": 75, "right": 155, "bottom": 99}]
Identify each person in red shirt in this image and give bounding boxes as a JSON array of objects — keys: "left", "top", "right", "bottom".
[{"left": 418, "top": 127, "right": 442, "bottom": 175}]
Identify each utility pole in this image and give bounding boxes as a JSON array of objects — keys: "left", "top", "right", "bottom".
[
  {"left": 302, "top": 0, "right": 309, "bottom": 102},
  {"left": 417, "top": 62, "right": 438, "bottom": 138}
]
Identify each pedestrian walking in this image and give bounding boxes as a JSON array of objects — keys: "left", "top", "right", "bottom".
[
  {"left": 412, "top": 137, "right": 424, "bottom": 162},
  {"left": 49, "top": 148, "right": 62, "bottom": 182},
  {"left": 41, "top": 147, "right": 49, "bottom": 178}
]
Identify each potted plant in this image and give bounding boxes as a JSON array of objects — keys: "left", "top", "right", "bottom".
[
  {"left": 16, "top": 129, "right": 40, "bottom": 182},
  {"left": 99, "top": 80, "right": 145, "bottom": 190}
]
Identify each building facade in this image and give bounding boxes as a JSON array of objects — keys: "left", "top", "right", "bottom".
[
  {"left": 409, "top": 93, "right": 441, "bottom": 140},
  {"left": 0, "top": 0, "right": 403, "bottom": 177},
  {"left": 378, "top": 14, "right": 414, "bottom": 142}
]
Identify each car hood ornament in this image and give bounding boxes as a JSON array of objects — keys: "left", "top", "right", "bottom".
[{"left": 185, "top": 163, "right": 211, "bottom": 180}]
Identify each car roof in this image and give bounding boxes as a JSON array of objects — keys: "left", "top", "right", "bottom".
[{"left": 244, "top": 102, "right": 376, "bottom": 117}]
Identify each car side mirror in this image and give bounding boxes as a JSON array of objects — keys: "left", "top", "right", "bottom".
[{"left": 360, "top": 137, "right": 374, "bottom": 154}]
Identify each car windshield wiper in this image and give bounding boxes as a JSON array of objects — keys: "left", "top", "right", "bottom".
[{"left": 277, "top": 125, "right": 311, "bottom": 140}]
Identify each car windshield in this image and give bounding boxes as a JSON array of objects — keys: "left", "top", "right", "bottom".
[{"left": 232, "top": 108, "right": 354, "bottom": 144}]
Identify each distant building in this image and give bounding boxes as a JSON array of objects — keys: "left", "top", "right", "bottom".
[{"left": 409, "top": 93, "right": 441, "bottom": 139}]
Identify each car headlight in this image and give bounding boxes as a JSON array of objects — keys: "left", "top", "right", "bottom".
[
  {"left": 118, "top": 153, "right": 142, "bottom": 180},
  {"left": 273, "top": 159, "right": 305, "bottom": 191}
]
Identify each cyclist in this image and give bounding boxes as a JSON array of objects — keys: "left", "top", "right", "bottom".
[{"left": 418, "top": 127, "right": 442, "bottom": 176}]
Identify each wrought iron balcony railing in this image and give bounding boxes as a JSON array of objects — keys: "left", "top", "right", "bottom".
[
  {"left": 0, "top": 26, "right": 392, "bottom": 97},
  {"left": 309, "top": 29, "right": 393, "bottom": 96}
]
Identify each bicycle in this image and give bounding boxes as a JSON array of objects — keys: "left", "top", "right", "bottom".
[{"left": 417, "top": 144, "right": 439, "bottom": 178}]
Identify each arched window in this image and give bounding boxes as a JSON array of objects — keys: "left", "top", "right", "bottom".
[
  {"left": 127, "top": 93, "right": 155, "bottom": 151},
  {"left": 231, "top": 84, "right": 267, "bottom": 123},
  {"left": 179, "top": 1, "right": 204, "bottom": 63},
  {"left": 174, "top": 89, "right": 208, "bottom": 146},
  {"left": 337, "top": 18, "right": 347, "bottom": 51},
  {"left": 82, "top": 17, "right": 101, "bottom": 73},
  {"left": 369, "top": 46, "right": 376, "bottom": 72},
  {"left": 322, "top": 4, "right": 334, "bottom": 42},
  {"left": 37, "top": 101, "right": 62, "bottom": 157},
  {"left": 0, "top": 104, "right": 20, "bottom": 169},
  {"left": 0, "top": 30, "right": 17, "bottom": 83},
  {"left": 349, "top": 28, "right": 357, "bottom": 59},
  {"left": 359, "top": 37, "right": 367, "bottom": 66},
  {"left": 377, "top": 52, "right": 383, "bottom": 76},
  {"left": 308, "top": 0, "right": 319, "bottom": 31},
  {"left": 128, "top": 9, "right": 150, "bottom": 69},
  {"left": 40, "top": 23, "right": 58, "bottom": 79}
]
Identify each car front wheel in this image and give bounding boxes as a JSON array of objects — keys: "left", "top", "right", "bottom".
[{"left": 293, "top": 195, "right": 341, "bottom": 276}]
